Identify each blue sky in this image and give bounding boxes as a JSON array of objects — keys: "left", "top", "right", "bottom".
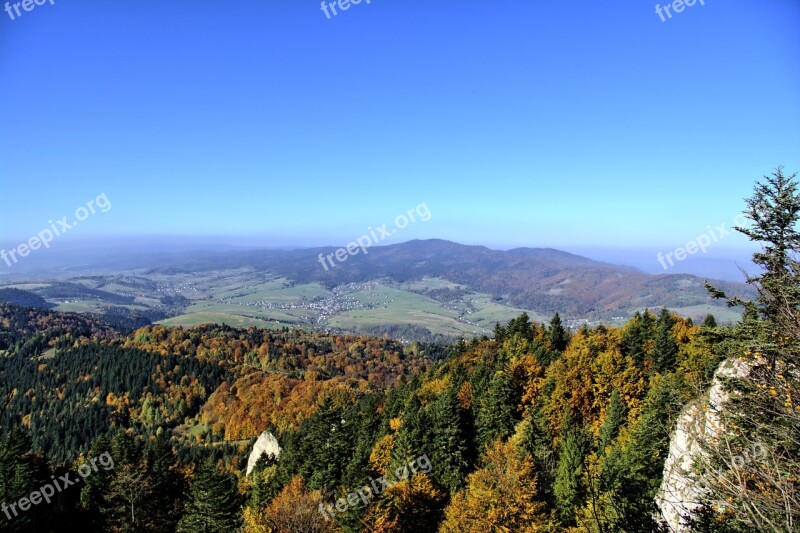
[{"left": 1, "top": 0, "right": 799, "bottom": 257}]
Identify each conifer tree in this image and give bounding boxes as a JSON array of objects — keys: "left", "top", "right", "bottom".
[
  {"left": 248, "top": 452, "right": 280, "bottom": 509},
  {"left": 103, "top": 432, "right": 158, "bottom": 531},
  {"left": 493, "top": 321, "right": 506, "bottom": 342},
  {"left": 390, "top": 395, "right": 431, "bottom": 475},
  {"left": 145, "top": 432, "right": 184, "bottom": 531},
  {"left": 0, "top": 426, "right": 42, "bottom": 532},
  {"left": 701, "top": 314, "right": 718, "bottom": 328},
  {"left": 475, "top": 369, "right": 516, "bottom": 449},
  {"left": 297, "top": 397, "right": 352, "bottom": 491},
  {"left": 621, "top": 310, "right": 655, "bottom": 366},
  {"left": 177, "top": 461, "right": 242, "bottom": 533},
  {"left": 615, "top": 373, "right": 683, "bottom": 530},
  {"left": 428, "top": 388, "right": 469, "bottom": 493},
  {"left": 599, "top": 389, "right": 625, "bottom": 450},
  {"left": 506, "top": 313, "right": 534, "bottom": 342},
  {"left": 342, "top": 394, "right": 383, "bottom": 489},
  {"left": 653, "top": 308, "right": 679, "bottom": 373},
  {"left": 533, "top": 343, "right": 559, "bottom": 367},
  {"left": 517, "top": 409, "right": 557, "bottom": 507},
  {"left": 549, "top": 312, "right": 570, "bottom": 352},
  {"left": 700, "top": 168, "right": 800, "bottom": 529},
  {"left": 732, "top": 167, "right": 800, "bottom": 363},
  {"left": 553, "top": 414, "right": 589, "bottom": 526},
  {"left": 80, "top": 434, "right": 113, "bottom": 528}
]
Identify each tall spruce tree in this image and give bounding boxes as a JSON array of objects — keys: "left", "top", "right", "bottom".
[
  {"left": 549, "top": 312, "right": 570, "bottom": 352},
  {"left": 145, "top": 432, "right": 184, "bottom": 531},
  {"left": 653, "top": 308, "right": 679, "bottom": 373},
  {"left": 177, "top": 461, "right": 242, "bottom": 533},
  {"left": 505, "top": 313, "right": 534, "bottom": 342},
  {"left": 103, "top": 431, "right": 158, "bottom": 531},
  {"left": 702, "top": 314, "right": 718, "bottom": 328},
  {"left": 621, "top": 310, "right": 656, "bottom": 366},
  {"left": 79, "top": 434, "right": 113, "bottom": 528},
  {"left": 493, "top": 321, "right": 507, "bottom": 342},
  {"left": 429, "top": 387, "right": 469, "bottom": 493},
  {"left": 734, "top": 167, "right": 800, "bottom": 363},
  {"left": 342, "top": 393, "right": 383, "bottom": 489},
  {"left": 700, "top": 168, "right": 800, "bottom": 529},
  {"left": 297, "top": 397, "right": 352, "bottom": 491},
  {"left": 616, "top": 373, "right": 684, "bottom": 531},
  {"left": 0, "top": 426, "right": 42, "bottom": 532},
  {"left": 475, "top": 369, "right": 516, "bottom": 449},
  {"left": 553, "top": 413, "right": 589, "bottom": 526},
  {"left": 599, "top": 389, "right": 625, "bottom": 450},
  {"left": 247, "top": 453, "right": 279, "bottom": 509},
  {"left": 518, "top": 408, "right": 557, "bottom": 507},
  {"left": 391, "top": 395, "right": 431, "bottom": 475}
]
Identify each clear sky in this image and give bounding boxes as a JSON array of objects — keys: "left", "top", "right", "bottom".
[{"left": 1, "top": 0, "right": 799, "bottom": 254}]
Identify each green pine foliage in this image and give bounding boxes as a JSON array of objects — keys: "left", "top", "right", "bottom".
[
  {"left": 698, "top": 168, "right": 800, "bottom": 530},
  {"left": 553, "top": 415, "right": 589, "bottom": 525},
  {"left": 475, "top": 368, "right": 517, "bottom": 449},
  {"left": 549, "top": 312, "right": 570, "bottom": 352},
  {"left": 621, "top": 309, "right": 656, "bottom": 366},
  {"left": 599, "top": 388, "right": 625, "bottom": 450},
  {"left": 177, "top": 461, "right": 242, "bottom": 533},
  {"left": 428, "top": 387, "right": 469, "bottom": 493},
  {"left": 654, "top": 308, "right": 679, "bottom": 373},
  {"left": 390, "top": 395, "right": 431, "bottom": 473},
  {"left": 0, "top": 427, "right": 44, "bottom": 532}
]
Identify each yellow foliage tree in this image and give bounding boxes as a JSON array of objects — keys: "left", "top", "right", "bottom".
[
  {"left": 545, "top": 327, "right": 645, "bottom": 438},
  {"left": 369, "top": 434, "right": 395, "bottom": 476},
  {"left": 245, "top": 475, "right": 335, "bottom": 533},
  {"left": 364, "top": 474, "right": 447, "bottom": 533},
  {"left": 439, "top": 439, "right": 550, "bottom": 532}
]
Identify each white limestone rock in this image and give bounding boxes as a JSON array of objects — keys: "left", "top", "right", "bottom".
[
  {"left": 246, "top": 430, "right": 282, "bottom": 475},
  {"left": 655, "top": 358, "right": 751, "bottom": 531}
]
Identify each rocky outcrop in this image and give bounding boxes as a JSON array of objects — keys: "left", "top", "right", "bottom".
[
  {"left": 246, "top": 430, "right": 282, "bottom": 475},
  {"left": 655, "top": 358, "right": 752, "bottom": 531}
]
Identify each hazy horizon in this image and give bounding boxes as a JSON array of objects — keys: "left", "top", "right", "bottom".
[
  {"left": 0, "top": 234, "right": 759, "bottom": 282},
  {"left": 2, "top": 1, "right": 799, "bottom": 253}
]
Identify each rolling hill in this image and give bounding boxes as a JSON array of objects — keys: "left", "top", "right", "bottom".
[
  {"left": 143, "top": 239, "right": 752, "bottom": 319},
  {"left": 0, "top": 240, "right": 752, "bottom": 340}
]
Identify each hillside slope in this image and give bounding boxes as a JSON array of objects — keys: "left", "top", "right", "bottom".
[{"left": 149, "top": 239, "right": 753, "bottom": 319}]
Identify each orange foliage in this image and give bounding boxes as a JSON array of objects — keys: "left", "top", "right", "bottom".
[
  {"left": 440, "top": 439, "right": 548, "bottom": 532},
  {"left": 245, "top": 476, "right": 334, "bottom": 533}
]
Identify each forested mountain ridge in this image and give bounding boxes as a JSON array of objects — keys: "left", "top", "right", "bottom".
[
  {"left": 0, "top": 289, "right": 51, "bottom": 310},
  {"left": 139, "top": 239, "right": 753, "bottom": 318},
  {"left": 1, "top": 241, "right": 753, "bottom": 344},
  {"left": 0, "top": 303, "right": 120, "bottom": 358}
]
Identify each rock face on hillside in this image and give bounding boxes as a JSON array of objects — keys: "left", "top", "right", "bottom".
[
  {"left": 655, "top": 358, "right": 751, "bottom": 530},
  {"left": 246, "top": 430, "right": 282, "bottom": 475}
]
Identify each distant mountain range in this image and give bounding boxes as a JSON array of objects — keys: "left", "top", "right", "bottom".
[
  {"left": 140, "top": 239, "right": 752, "bottom": 320},
  {"left": 0, "top": 240, "right": 755, "bottom": 329}
]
